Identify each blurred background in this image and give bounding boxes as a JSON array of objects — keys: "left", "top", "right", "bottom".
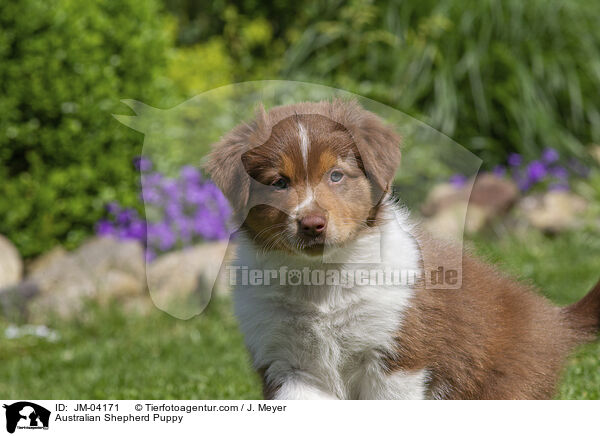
[{"left": 0, "top": 0, "right": 599, "bottom": 399}]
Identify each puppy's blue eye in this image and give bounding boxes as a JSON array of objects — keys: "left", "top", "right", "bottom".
[
  {"left": 330, "top": 171, "right": 343, "bottom": 182},
  {"left": 272, "top": 178, "right": 288, "bottom": 190}
]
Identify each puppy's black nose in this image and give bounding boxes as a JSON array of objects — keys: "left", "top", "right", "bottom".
[{"left": 299, "top": 215, "right": 327, "bottom": 237}]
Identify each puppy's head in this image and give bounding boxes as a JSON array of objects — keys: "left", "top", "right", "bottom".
[{"left": 205, "top": 100, "right": 401, "bottom": 256}]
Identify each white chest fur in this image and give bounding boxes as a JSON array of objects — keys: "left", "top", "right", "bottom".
[{"left": 231, "top": 205, "right": 426, "bottom": 399}]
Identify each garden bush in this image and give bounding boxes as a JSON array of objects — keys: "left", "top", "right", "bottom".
[{"left": 0, "top": 0, "right": 175, "bottom": 257}]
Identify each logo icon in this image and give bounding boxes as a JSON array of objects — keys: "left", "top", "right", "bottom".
[{"left": 3, "top": 402, "right": 50, "bottom": 434}]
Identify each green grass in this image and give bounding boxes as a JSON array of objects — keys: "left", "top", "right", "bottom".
[
  {"left": 0, "top": 229, "right": 598, "bottom": 399},
  {"left": 0, "top": 297, "right": 262, "bottom": 399}
]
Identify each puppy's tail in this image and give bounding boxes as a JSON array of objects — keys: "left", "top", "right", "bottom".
[{"left": 562, "top": 278, "right": 600, "bottom": 340}]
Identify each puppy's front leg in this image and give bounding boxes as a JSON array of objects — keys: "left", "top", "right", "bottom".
[
  {"left": 358, "top": 360, "right": 427, "bottom": 400},
  {"left": 263, "top": 364, "right": 338, "bottom": 400},
  {"left": 272, "top": 378, "right": 339, "bottom": 400}
]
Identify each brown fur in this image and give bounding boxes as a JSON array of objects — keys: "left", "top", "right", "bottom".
[
  {"left": 562, "top": 280, "right": 600, "bottom": 337},
  {"left": 386, "top": 232, "right": 595, "bottom": 399}
]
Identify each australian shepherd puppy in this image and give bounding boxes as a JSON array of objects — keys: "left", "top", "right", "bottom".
[{"left": 206, "top": 100, "right": 600, "bottom": 400}]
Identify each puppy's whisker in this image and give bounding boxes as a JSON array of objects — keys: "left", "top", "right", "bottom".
[{"left": 253, "top": 223, "right": 288, "bottom": 242}]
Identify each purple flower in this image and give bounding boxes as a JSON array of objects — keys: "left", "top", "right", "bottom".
[
  {"left": 492, "top": 165, "right": 506, "bottom": 178},
  {"left": 117, "top": 227, "right": 131, "bottom": 240},
  {"left": 181, "top": 165, "right": 201, "bottom": 184},
  {"left": 174, "top": 216, "right": 194, "bottom": 244},
  {"left": 142, "top": 172, "right": 163, "bottom": 188},
  {"left": 106, "top": 202, "right": 121, "bottom": 216},
  {"left": 117, "top": 209, "right": 136, "bottom": 225},
  {"left": 449, "top": 174, "right": 467, "bottom": 188},
  {"left": 550, "top": 166, "right": 568, "bottom": 180},
  {"left": 141, "top": 186, "right": 162, "bottom": 204},
  {"left": 165, "top": 201, "right": 184, "bottom": 221},
  {"left": 507, "top": 153, "right": 522, "bottom": 167},
  {"left": 133, "top": 156, "right": 153, "bottom": 172},
  {"left": 161, "top": 178, "right": 180, "bottom": 199},
  {"left": 526, "top": 160, "right": 547, "bottom": 184},
  {"left": 213, "top": 190, "right": 231, "bottom": 214},
  {"left": 126, "top": 219, "right": 147, "bottom": 240},
  {"left": 514, "top": 171, "right": 532, "bottom": 192},
  {"left": 542, "top": 148, "right": 559, "bottom": 164},
  {"left": 148, "top": 221, "right": 176, "bottom": 251},
  {"left": 185, "top": 185, "right": 206, "bottom": 205},
  {"left": 96, "top": 219, "right": 115, "bottom": 237},
  {"left": 193, "top": 207, "right": 229, "bottom": 240}
]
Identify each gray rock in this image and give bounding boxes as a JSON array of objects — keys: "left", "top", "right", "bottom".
[
  {"left": 469, "top": 173, "right": 519, "bottom": 215},
  {"left": 0, "top": 235, "right": 23, "bottom": 289},
  {"left": 421, "top": 183, "right": 467, "bottom": 217},
  {"left": 422, "top": 173, "right": 519, "bottom": 238},
  {"left": 27, "top": 237, "right": 146, "bottom": 321},
  {"left": 147, "top": 241, "right": 231, "bottom": 320},
  {"left": 27, "top": 246, "right": 67, "bottom": 276},
  {"left": 423, "top": 201, "right": 489, "bottom": 241},
  {"left": 0, "top": 281, "right": 40, "bottom": 322},
  {"left": 518, "top": 191, "right": 588, "bottom": 233},
  {"left": 24, "top": 236, "right": 232, "bottom": 321},
  {"left": 422, "top": 174, "right": 519, "bottom": 218}
]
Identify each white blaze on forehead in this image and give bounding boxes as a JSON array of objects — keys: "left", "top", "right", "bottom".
[
  {"left": 292, "top": 187, "right": 314, "bottom": 215},
  {"left": 293, "top": 122, "right": 315, "bottom": 217},
  {"left": 298, "top": 122, "right": 309, "bottom": 169}
]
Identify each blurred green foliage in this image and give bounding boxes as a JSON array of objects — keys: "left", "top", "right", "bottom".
[
  {"left": 165, "top": 2, "right": 291, "bottom": 83},
  {"left": 167, "top": 0, "right": 600, "bottom": 163},
  {"left": 168, "top": 38, "right": 234, "bottom": 95},
  {"left": 282, "top": 0, "right": 600, "bottom": 163},
  {"left": 0, "top": 0, "right": 175, "bottom": 257}
]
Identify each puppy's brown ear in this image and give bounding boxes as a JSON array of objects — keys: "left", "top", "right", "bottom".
[
  {"left": 349, "top": 106, "right": 401, "bottom": 195},
  {"left": 204, "top": 123, "right": 254, "bottom": 217}
]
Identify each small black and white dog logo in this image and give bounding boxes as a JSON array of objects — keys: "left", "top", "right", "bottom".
[{"left": 3, "top": 402, "right": 50, "bottom": 434}]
